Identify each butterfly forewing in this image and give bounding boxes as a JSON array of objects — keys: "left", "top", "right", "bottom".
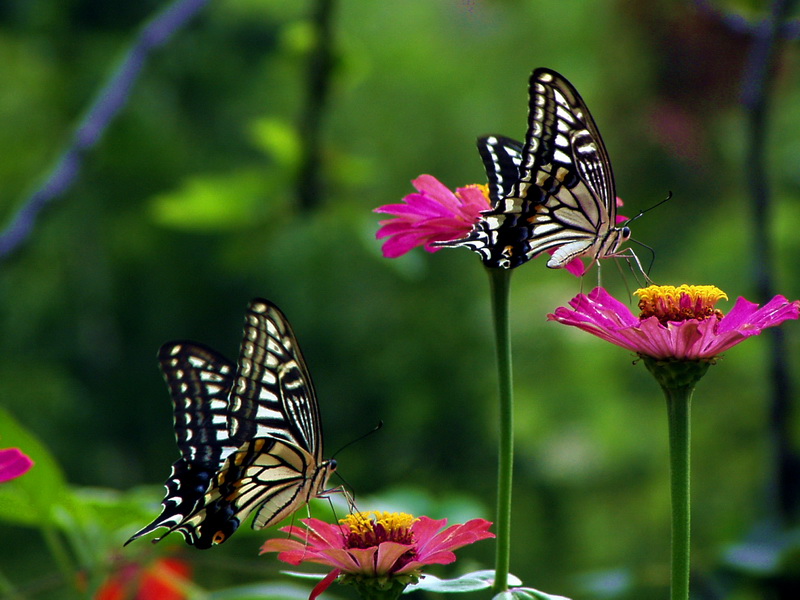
[
  {"left": 126, "top": 299, "right": 334, "bottom": 549},
  {"left": 228, "top": 301, "right": 320, "bottom": 456}
]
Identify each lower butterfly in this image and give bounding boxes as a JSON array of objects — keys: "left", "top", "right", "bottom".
[{"left": 125, "top": 298, "right": 336, "bottom": 549}]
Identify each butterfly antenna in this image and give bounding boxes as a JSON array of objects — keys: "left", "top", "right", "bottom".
[
  {"left": 625, "top": 191, "right": 673, "bottom": 226},
  {"left": 331, "top": 420, "right": 383, "bottom": 461}
]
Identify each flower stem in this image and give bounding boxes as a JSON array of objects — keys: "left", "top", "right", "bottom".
[
  {"left": 487, "top": 267, "right": 513, "bottom": 594},
  {"left": 642, "top": 357, "right": 708, "bottom": 600},
  {"left": 664, "top": 384, "right": 693, "bottom": 600}
]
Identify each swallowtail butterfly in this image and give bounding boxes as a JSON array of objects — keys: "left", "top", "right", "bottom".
[
  {"left": 125, "top": 299, "right": 335, "bottom": 548},
  {"left": 437, "top": 68, "right": 632, "bottom": 270}
]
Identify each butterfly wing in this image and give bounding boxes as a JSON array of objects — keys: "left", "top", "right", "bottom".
[
  {"left": 505, "top": 67, "right": 621, "bottom": 266},
  {"left": 226, "top": 299, "right": 322, "bottom": 459},
  {"left": 432, "top": 136, "right": 525, "bottom": 260},
  {"left": 124, "top": 342, "right": 236, "bottom": 545}
]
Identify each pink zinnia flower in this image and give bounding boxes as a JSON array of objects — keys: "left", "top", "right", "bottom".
[
  {"left": 0, "top": 447, "right": 33, "bottom": 483},
  {"left": 374, "top": 175, "right": 491, "bottom": 258},
  {"left": 547, "top": 285, "right": 800, "bottom": 361},
  {"left": 261, "top": 511, "right": 494, "bottom": 600}
]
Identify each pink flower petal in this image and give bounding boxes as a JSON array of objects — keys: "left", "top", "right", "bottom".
[
  {"left": 0, "top": 448, "right": 33, "bottom": 483},
  {"left": 374, "top": 175, "right": 490, "bottom": 258},
  {"left": 310, "top": 569, "right": 340, "bottom": 600},
  {"left": 374, "top": 541, "right": 416, "bottom": 575}
]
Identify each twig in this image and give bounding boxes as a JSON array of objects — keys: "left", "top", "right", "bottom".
[
  {"left": 0, "top": 0, "right": 210, "bottom": 260},
  {"left": 296, "top": 0, "right": 337, "bottom": 211},
  {"left": 694, "top": 0, "right": 800, "bottom": 39}
]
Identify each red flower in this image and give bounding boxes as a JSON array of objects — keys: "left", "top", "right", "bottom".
[
  {"left": 261, "top": 511, "right": 494, "bottom": 600},
  {"left": 95, "top": 557, "right": 191, "bottom": 600},
  {"left": 0, "top": 447, "right": 33, "bottom": 483},
  {"left": 547, "top": 285, "right": 800, "bottom": 361}
]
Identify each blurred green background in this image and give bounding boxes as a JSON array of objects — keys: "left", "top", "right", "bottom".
[{"left": 1, "top": 0, "right": 800, "bottom": 598}]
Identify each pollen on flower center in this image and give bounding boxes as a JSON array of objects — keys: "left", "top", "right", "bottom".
[
  {"left": 635, "top": 285, "right": 728, "bottom": 324},
  {"left": 341, "top": 511, "right": 418, "bottom": 549}
]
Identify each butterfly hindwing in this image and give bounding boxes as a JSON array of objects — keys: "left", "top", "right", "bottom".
[
  {"left": 477, "top": 135, "right": 524, "bottom": 205},
  {"left": 124, "top": 343, "right": 236, "bottom": 545}
]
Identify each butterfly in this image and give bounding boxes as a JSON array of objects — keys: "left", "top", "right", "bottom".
[
  {"left": 437, "top": 68, "right": 633, "bottom": 271},
  {"left": 125, "top": 298, "right": 336, "bottom": 549}
]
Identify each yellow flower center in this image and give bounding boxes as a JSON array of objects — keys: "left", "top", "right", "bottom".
[
  {"left": 635, "top": 285, "right": 728, "bottom": 324},
  {"left": 464, "top": 183, "right": 490, "bottom": 196},
  {"left": 340, "top": 511, "right": 418, "bottom": 549}
]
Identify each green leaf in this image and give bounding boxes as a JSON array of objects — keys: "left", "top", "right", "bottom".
[
  {"left": 148, "top": 169, "right": 272, "bottom": 231},
  {"left": 249, "top": 117, "right": 301, "bottom": 169},
  {"left": 493, "top": 587, "right": 572, "bottom": 600},
  {"left": 0, "top": 406, "right": 69, "bottom": 526},
  {"left": 407, "top": 570, "right": 521, "bottom": 594},
  {"left": 280, "top": 570, "right": 328, "bottom": 581}
]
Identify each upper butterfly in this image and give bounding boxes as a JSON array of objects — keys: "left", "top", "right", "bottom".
[
  {"left": 436, "top": 67, "right": 632, "bottom": 270},
  {"left": 125, "top": 298, "right": 336, "bottom": 549}
]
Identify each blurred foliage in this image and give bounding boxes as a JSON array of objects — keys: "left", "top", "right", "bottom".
[{"left": 1, "top": 0, "right": 800, "bottom": 598}]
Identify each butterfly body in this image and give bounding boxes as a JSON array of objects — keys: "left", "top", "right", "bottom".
[
  {"left": 126, "top": 299, "right": 334, "bottom": 548},
  {"left": 437, "top": 68, "right": 632, "bottom": 271}
]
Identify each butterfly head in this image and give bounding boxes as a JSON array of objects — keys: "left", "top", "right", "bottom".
[{"left": 317, "top": 458, "right": 337, "bottom": 493}]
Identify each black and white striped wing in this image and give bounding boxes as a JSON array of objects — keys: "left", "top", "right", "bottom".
[
  {"left": 502, "top": 67, "right": 622, "bottom": 266},
  {"left": 226, "top": 299, "right": 322, "bottom": 458},
  {"left": 477, "top": 135, "right": 524, "bottom": 206},
  {"left": 175, "top": 436, "right": 332, "bottom": 547},
  {"left": 124, "top": 343, "right": 236, "bottom": 545},
  {"left": 432, "top": 135, "right": 524, "bottom": 257}
]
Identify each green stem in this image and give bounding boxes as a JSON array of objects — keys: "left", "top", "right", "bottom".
[
  {"left": 487, "top": 267, "right": 513, "bottom": 594},
  {"left": 664, "top": 384, "right": 693, "bottom": 600}
]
